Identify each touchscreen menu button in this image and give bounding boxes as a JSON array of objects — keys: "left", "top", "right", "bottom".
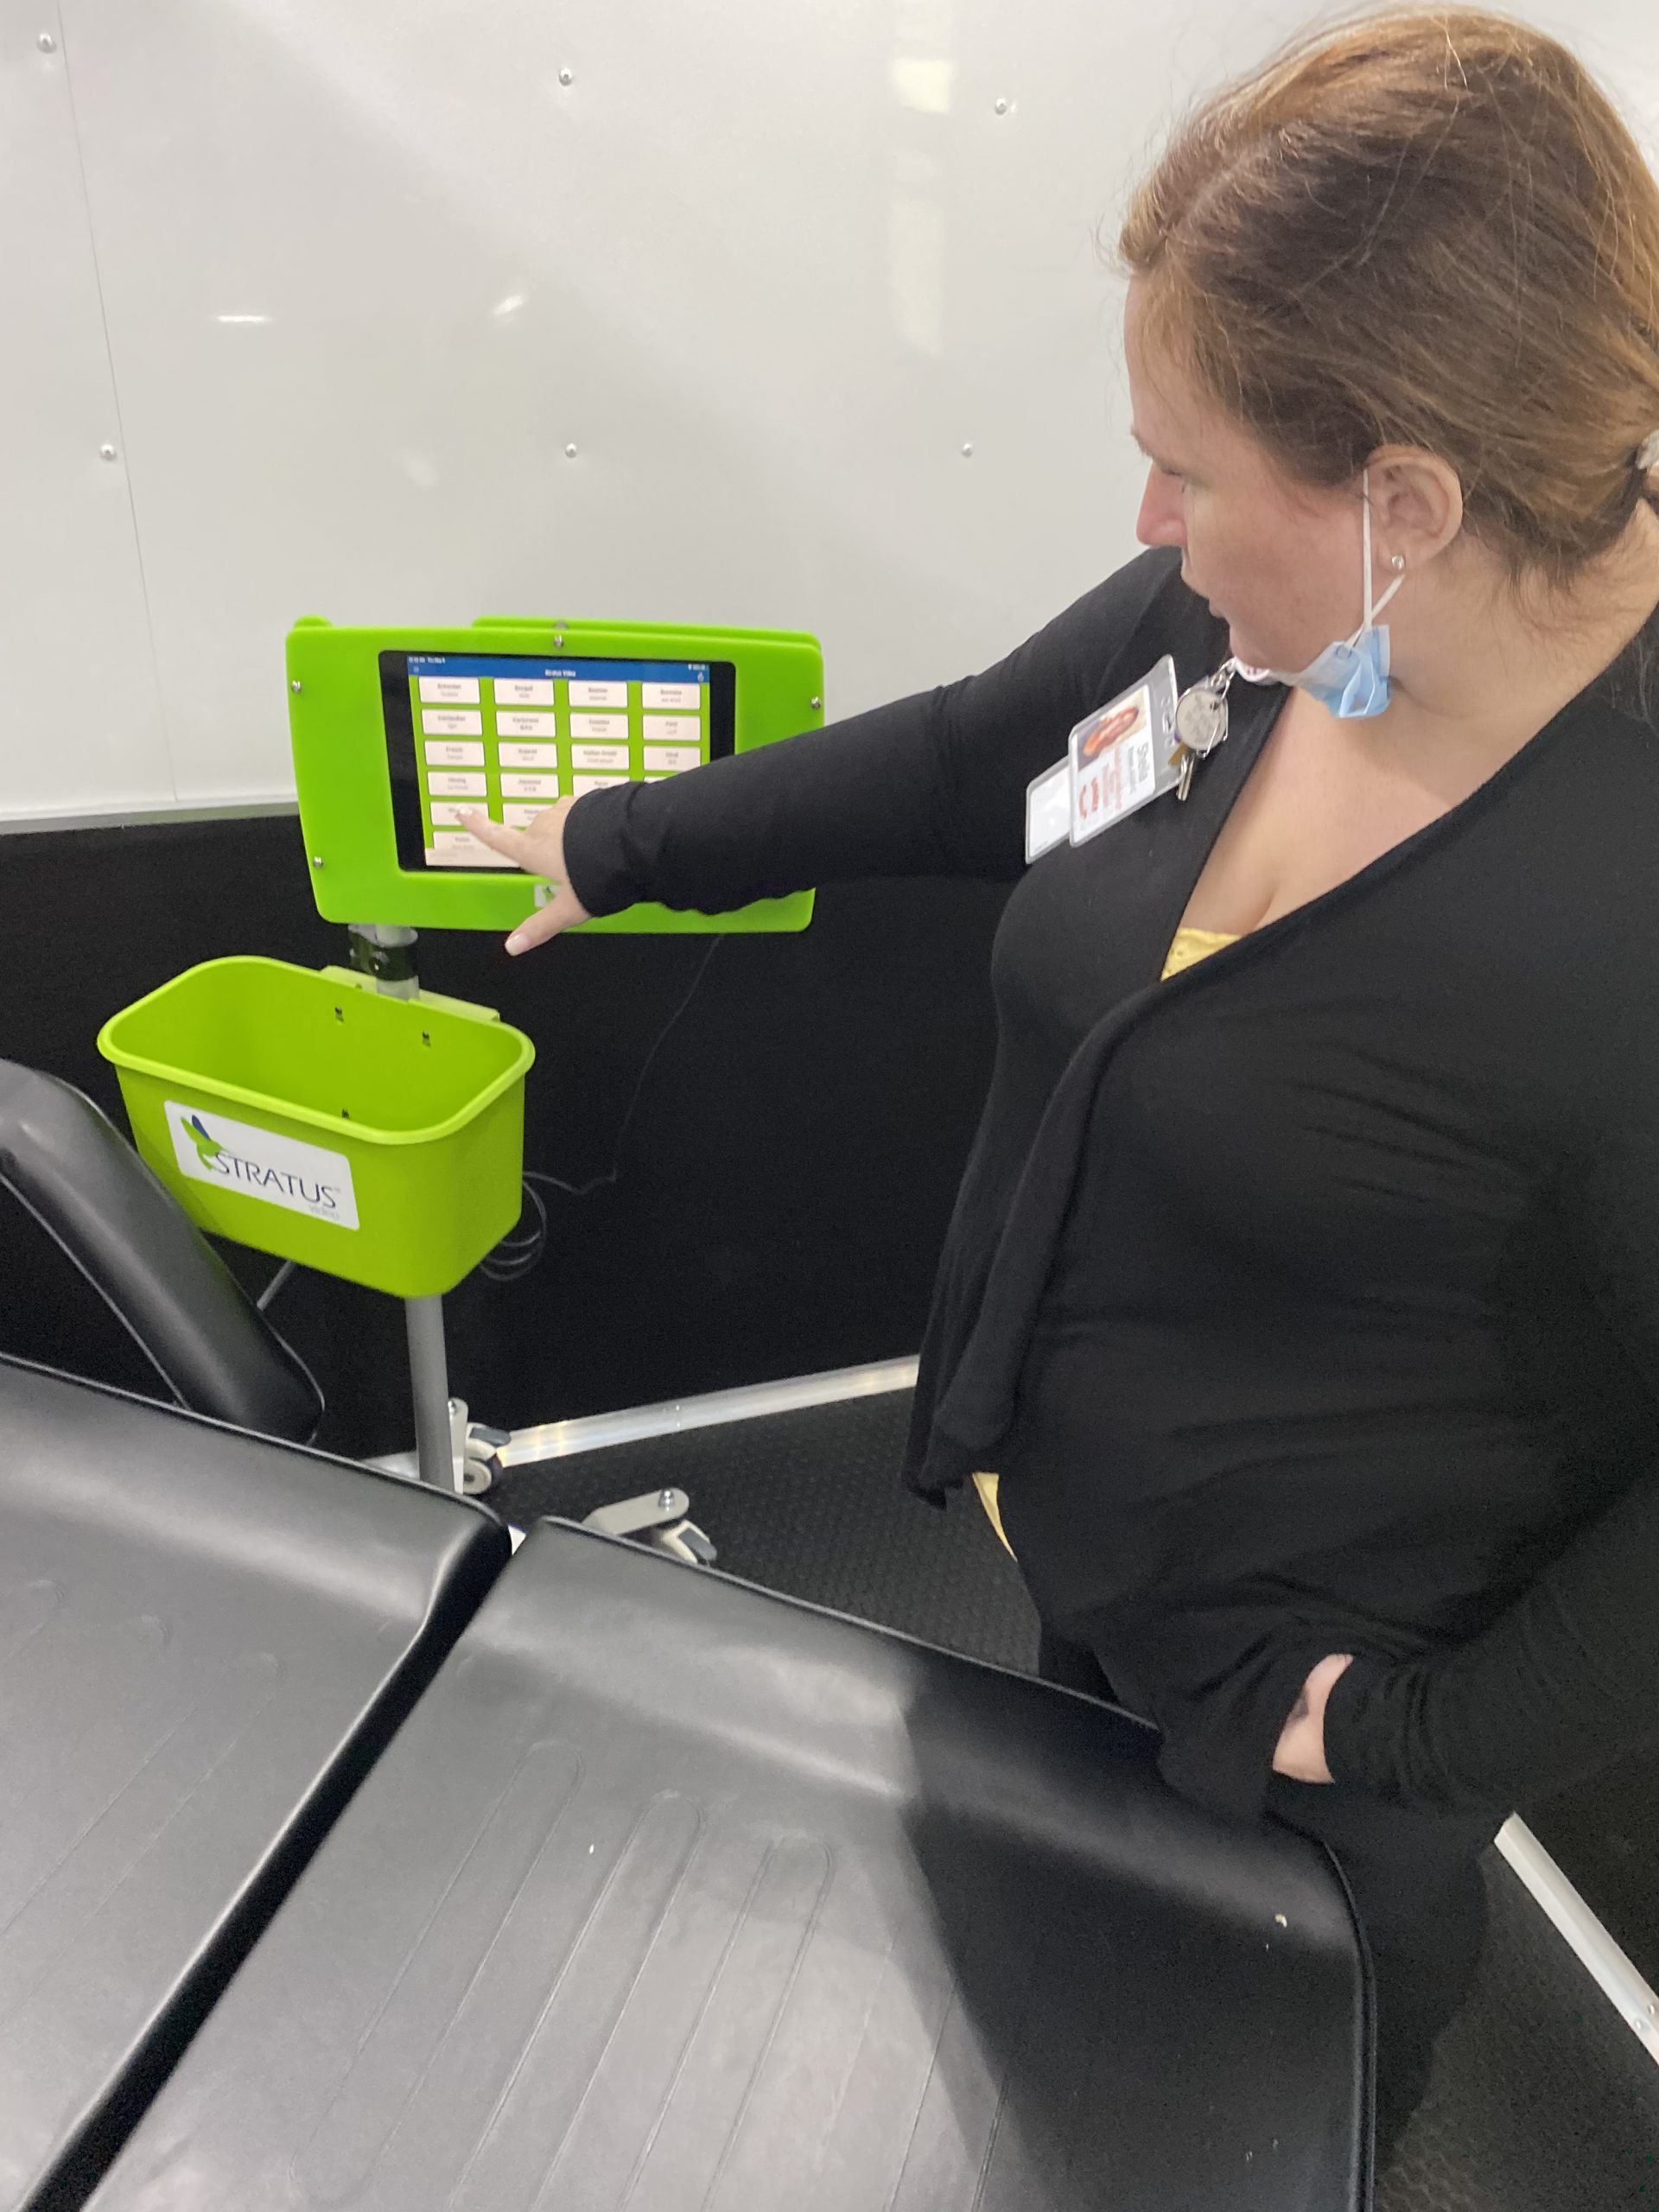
[
  {"left": 430, "top": 831, "right": 515, "bottom": 868},
  {"left": 418, "top": 676, "right": 480, "bottom": 705},
  {"left": 493, "top": 677, "right": 556, "bottom": 708},
  {"left": 422, "top": 709, "right": 484, "bottom": 737},
  {"left": 424, "top": 740, "right": 486, "bottom": 767}
]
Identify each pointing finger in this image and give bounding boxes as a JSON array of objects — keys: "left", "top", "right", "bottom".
[{"left": 458, "top": 809, "right": 531, "bottom": 861}]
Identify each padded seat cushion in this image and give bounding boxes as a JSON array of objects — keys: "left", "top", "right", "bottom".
[
  {"left": 89, "top": 1517, "right": 1375, "bottom": 2210},
  {"left": 0, "top": 1357, "right": 507, "bottom": 2209}
]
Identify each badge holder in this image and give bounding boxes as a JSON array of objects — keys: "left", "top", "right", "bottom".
[{"left": 1024, "top": 652, "right": 1273, "bottom": 862}]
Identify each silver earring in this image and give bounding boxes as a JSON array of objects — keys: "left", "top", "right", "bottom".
[{"left": 1389, "top": 553, "right": 1406, "bottom": 572}]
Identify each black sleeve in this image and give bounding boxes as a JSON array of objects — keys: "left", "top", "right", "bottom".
[
  {"left": 561, "top": 548, "right": 1184, "bottom": 917},
  {"left": 1324, "top": 978, "right": 1659, "bottom": 1813}
]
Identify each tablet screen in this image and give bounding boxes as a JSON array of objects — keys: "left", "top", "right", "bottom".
[{"left": 379, "top": 650, "right": 736, "bottom": 872}]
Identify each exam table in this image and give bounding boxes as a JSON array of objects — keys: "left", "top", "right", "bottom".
[{"left": 0, "top": 1347, "right": 1379, "bottom": 2210}]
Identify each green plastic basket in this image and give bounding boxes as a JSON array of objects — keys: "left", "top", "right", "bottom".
[{"left": 97, "top": 957, "right": 535, "bottom": 1299}]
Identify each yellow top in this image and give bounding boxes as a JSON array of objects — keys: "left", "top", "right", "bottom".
[{"left": 972, "top": 925, "right": 1240, "bottom": 1560}]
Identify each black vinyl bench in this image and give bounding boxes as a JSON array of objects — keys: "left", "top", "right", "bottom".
[
  {"left": 0, "top": 1357, "right": 507, "bottom": 2212},
  {"left": 83, "top": 1515, "right": 1378, "bottom": 2210}
]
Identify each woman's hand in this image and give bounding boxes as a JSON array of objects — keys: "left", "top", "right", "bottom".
[
  {"left": 1271, "top": 1652, "right": 1355, "bottom": 1783},
  {"left": 458, "top": 798, "right": 591, "bottom": 954}
]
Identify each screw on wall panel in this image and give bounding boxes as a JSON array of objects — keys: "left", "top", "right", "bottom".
[
  {"left": 565, "top": 443, "right": 577, "bottom": 458},
  {"left": 658, "top": 1490, "right": 675, "bottom": 1511},
  {"left": 554, "top": 632, "right": 565, "bottom": 645},
  {"left": 559, "top": 67, "right": 574, "bottom": 86},
  {"left": 290, "top": 678, "right": 302, "bottom": 693},
  {"left": 311, "top": 855, "right": 324, "bottom": 868},
  {"left": 810, "top": 696, "right": 822, "bottom": 709},
  {"left": 995, "top": 97, "right": 1009, "bottom": 114},
  {"left": 961, "top": 442, "right": 974, "bottom": 457},
  {"left": 38, "top": 32, "right": 55, "bottom": 51},
  {"left": 99, "top": 443, "right": 117, "bottom": 461}
]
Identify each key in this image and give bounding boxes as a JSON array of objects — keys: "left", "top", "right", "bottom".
[{"left": 1177, "top": 747, "right": 1195, "bottom": 803}]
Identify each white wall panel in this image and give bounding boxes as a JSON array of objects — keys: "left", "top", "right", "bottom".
[
  {"left": 0, "top": 2, "right": 169, "bottom": 822},
  {"left": 9, "top": 0, "right": 1659, "bottom": 819}
]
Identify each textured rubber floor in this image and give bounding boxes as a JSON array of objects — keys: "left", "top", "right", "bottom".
[{"left": 493, "top": 1390, "right": 1659, "bottom": 2211}]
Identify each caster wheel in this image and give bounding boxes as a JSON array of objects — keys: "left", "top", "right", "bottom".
[{"left": 459, "top": 1446, "right": 500, "bottom": 1497}]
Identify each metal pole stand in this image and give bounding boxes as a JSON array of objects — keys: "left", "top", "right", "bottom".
[
  {"left": 348, "top": 920, "right": 710, "bottom": 1553},
  {"left": 404, "top": 1294, "right": 454, "bottom": 1489},
  {"left": 346, "top": 922, "right": 420, "bottom": 999}
]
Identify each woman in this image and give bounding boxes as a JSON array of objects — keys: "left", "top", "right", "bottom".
[{"left": 464, "top": 7, "right": 1659, "bottom": 2172}]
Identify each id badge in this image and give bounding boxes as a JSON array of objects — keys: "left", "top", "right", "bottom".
[
  {"left": 1068, "top": 656, "right": 1181, "bottom": 848},
  {"left": 1023, "top": 656, "right": 1181, "bottom": 862}
]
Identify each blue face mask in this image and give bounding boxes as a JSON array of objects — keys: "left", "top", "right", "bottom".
[{"left": 1236, "top": 469, "right": 1405, "bottom": 717}]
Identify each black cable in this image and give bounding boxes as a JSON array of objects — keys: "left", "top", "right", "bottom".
[
  {"left": 523, "top": 936, "right": 725, "bottom": 1203},
  {"left": 480, "top": 934, "right": 725, "bottom": 1281},
  {"left": 477, "top": 1175, "right": 548, "bottom": 1284}
]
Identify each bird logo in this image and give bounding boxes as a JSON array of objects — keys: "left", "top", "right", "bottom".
[{"left": 185, "top": 1113, "right": 225, "bottom": 1165}]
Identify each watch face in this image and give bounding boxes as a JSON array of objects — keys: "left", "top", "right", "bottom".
[{"left": 1174, "top": 683, "right": 1229, "bottom": 755}]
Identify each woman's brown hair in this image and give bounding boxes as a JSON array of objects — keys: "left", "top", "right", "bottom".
[{"left": 1117, "top": 5, "right": 1659, "bottom": 595}]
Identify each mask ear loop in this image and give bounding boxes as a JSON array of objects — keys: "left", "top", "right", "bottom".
[{"left": 1358, "top": 466, "right": 1407, "bottom": 638}]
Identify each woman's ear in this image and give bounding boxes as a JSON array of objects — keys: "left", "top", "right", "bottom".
[{"left": 1367, "top": 445, "right": 1465, "bottom": 567}]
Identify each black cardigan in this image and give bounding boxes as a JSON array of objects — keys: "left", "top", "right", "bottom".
[{"left": 563, "top": 545, "right": 1659, "bottom": 1827}]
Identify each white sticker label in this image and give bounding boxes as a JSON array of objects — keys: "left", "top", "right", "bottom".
[{"left": 166, "top": 1102, "right": 359, "bottom": 1230}]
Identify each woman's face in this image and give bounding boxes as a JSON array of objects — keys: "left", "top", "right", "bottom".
[{"left": 1123, "top": 276, "right": 1377, "bottom": 675}]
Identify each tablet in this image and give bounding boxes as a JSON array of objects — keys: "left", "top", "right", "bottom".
[{"left": 382, "top": 650, "right": 736, "bottom": 873}]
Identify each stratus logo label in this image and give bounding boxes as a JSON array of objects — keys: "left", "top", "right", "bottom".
[{"left": 164, "top": 1102, "right": 359, "bottom": 1230}]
